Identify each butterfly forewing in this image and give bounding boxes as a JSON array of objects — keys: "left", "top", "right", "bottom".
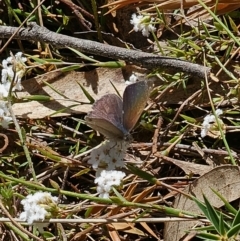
[
  {"left": 123, "top": 81, "right": 149, "bottom": 132},
  {"left": 85, "top": 94, "right": 128, "bottom": 139}
]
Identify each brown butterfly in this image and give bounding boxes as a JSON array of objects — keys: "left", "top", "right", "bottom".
[{"left": 85, "top": 81, "right": 149, "bottom": 140}]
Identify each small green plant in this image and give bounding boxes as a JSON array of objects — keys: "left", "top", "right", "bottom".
[{"left": 192, "top": 190, "right": 240, "bottom": 240}]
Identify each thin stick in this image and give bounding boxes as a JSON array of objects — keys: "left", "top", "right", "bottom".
[
  {"left": 0, "top": 23, "right": 210, "bottom": 79},
  {"left": 0, "top": 0, "right": 45, "bottom": 54},
  {"left": 0, "top": 217, "right": 209, "bottom": 224}
]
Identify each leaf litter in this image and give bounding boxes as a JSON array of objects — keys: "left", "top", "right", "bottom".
[{"left": 0, "top": 0, "right": 240, "bottom": 240}]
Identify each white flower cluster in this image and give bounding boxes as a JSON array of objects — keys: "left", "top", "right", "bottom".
[
  {"left": 201, "top": 109, "right": 223, "bottom": 138},
  {"left": 95, "top": 170, "right": 126, "bottom": 198},
  {"left": 19, "top": 192, "right": 58, "bottom": 226},
  {"left": 89, "top": 141, "right": 127, "bottom": 170},
  {"left": 1, "top": 52, "right": 26, "bottom": 97},
  {"left": 130, "top": 13, "right": 156, "bottom": 37},
  {"left": 0, "top": 52, "right": 26, "bottom": 128},
  {"left": 0, "top": 102, "right": 12, "bottom": 129},
  {"left": 88, "top": 140, "right": 128, "bottom": 198}
]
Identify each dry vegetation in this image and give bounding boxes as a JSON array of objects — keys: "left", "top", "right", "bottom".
[{"left": 0, "top": 0, "right": 240, "bottom": 240}]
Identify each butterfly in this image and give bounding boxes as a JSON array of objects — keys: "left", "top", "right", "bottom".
[{"left": 85, "top": 81, "right": 149, "bottom": 140}]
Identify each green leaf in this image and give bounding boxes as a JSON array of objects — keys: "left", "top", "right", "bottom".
[
  {"left": 166, "top": 46, "right": 186, "bottom": 57},
  {"left": 76, "top": 82, "right": 95, "bottom": 104},
  {"left": 42, "top": 231, "right": 55, "bottom": 238},
  {"left": 110, "top": 196, "right": 125, "bottom": 204},
  {"left": 228, "top": 16, "right": 238, "bottom": 33},
  {"left": 21, "top": 127, "right": 26, "bottom": 142},
  {"left": 214, "top": 22, "right": 224, "bottom": 32},
  {"left": 112, "top": 187, "right": 126, "bottom": 202},
  {"left": 211, "top": 188, "right": 237, "bottom": 215},
  {"left": 187, "top": 40, "right": 202, "bottom": 51},
  {"left": 92, "top": 61, "right": 125, "bottom": 68},
  {"left": 60, "top": 65, "right": 83, "bottom": 72},
  {"left": 68, "top": 47, "right": 98, "bottom": 63},
  {"left": 227, "top": 223, "right": 240, "bottom": 238},
  {"left": 49, "top": 179, "right": 60, "bottom": 190},
  {"left": 202, "top": 195, "right": 221, "bottom": 234},
  {"left": 196, "top": 231, "right": 221, "bottom": 240},
  {"left": 42, "top": 80, "right": 69, "bottom": 99},
  {"left": 127, "top": 164, "right": 157, "bottom": 184},
  {"left": 193, "top": 225, "right": 216, "bottom": 232},
  {"left": 49, "top": 104, "right": 80, "bottom": 117},
  {"left": 179, "top": 114, "right": 196, "bottom": 123},
  {"left": 192, "top": 196, "right": 208, "bottom": 216},
  {"left": 73, "top": 168, "right": 91, "bottom": 177},
  {"left": 232, "top": 209, "right": 240, "bottom": 227},
  {"left": 110, "top": 80, "right": 121, "bottom": 97},
  {"left": 201, "top": 21, "right": 210, "bottom": 37},
  {"left": 21, "top": 95, "right": 53, "bottom": 101},
  {"left": 218, "top": 213, "right": 226, "bottom": 236}
]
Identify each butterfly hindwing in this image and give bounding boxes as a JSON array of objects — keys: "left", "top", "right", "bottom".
[{"left": 85, "top": 94, "right": 128, "bottom": 139}]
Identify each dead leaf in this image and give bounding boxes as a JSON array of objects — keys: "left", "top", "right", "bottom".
[
  {"left": 13, "top": 68, "right": 127, "bottom": 118},
  {"left": 164, "top": 165, "right": 240, "bottom": 241},
  {"left": 111, "top": 223, "right": 147, "bottom": 236},
  {"left": 155, "top": 153, "right": 212, "bottom": 175},
  {"left": 107, "top": 224, "right": 122, "bottom": 241},
  {"left": 140, "top": 222, "right": 159, "bottom": 239}
]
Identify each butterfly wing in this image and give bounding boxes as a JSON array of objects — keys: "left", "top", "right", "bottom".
[
  {"left": 85, "top": 94, "right": 128, "bottom": 139},
  {"left": 123, "top": 81, "right": 149, "bottom": 132}
]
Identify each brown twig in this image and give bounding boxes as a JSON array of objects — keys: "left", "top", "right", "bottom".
[
  {"left": 0, "top": 23, "right": 210, "bottom": 79},
  {"left": 132, "top": 142, "right": 238, "bottom": 159},
  {"left": 161, "top": 89, "right": 202, "bottom": 139},
  {"left": 58, "top": 0, "right": 93, "bottom": 30},
  {"left": 0, "top": 0, "right": 45, "bottom": 54},
  {"left": 0, "top": 134, "right": 9, "bottom": 153},
  {"left": 152, "top": 116, "right": 163, "bottom": 154}
]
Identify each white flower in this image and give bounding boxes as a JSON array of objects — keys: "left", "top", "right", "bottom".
[
  {"left": 0, "top": 84, "right": 9, "bottom": 98},
  {"left": 19, "top": 192, "right": 58, "bottom": 226},
  {"left": 1, "top": 52, "right": 26, "bottom": 97},
  {"left": 0, "top": 101, "right": 12, "bottom": 128},
  {"left": 215, "top": 109, "right": 223, "bottom": 116},
  {"left": 15, "top": 52, "right": 27, "bottom": 63},
  {"left": 1, "top": 69, "right": 8, "bottom": 85},
  {"left": 89, "top": 140, "right": 128, "bottom": 197},
  {"left": 130, "top": 13, "right": 156, "bottom": 37},
  {"left": 6, "top": 56, "right": 13, "bottom": 63},
  {"left": 2, "top": 59, "right": 10, "bottom": 69},
  {"left": 95, "top": 170, "right": 126, "bottom": 198},
  {"left": 1, "top": 116, "right": 12, "bottom": 129},
  {"left": 88, "top": 140, "right": 128, "bottom": 170},
  {"left": 130, "top": 13, "right": 144, "bottom": 32},
  {"left": 125, "top": 74, "right": 138, "bottom": 85},
  {"left": 201, "top": 109, "right": 223, "bottom": 138}
]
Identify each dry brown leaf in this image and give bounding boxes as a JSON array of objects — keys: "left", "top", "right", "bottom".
[
  {"left": 140, "top": 222, "right": 159, "bottom": 239},
  {"left": 111, "top": 222, "right": 132, "bottom": 230},
  {"left": 103, "top": 0, "right": 240, "bottom": 24},
  {"left": 104, "top": 0, "right": 240, "bottom": 11},
  {"left": 155, "top": 153, "right": 212, "bottom": 175},
  {"left": 164, "top": 165, "right": 240, "bottom": 241},
  {"left": 111, "top": 223, "right": 147, "bottom": 236},
  {"left": 125, "top": 182, "right": 138, "bottom": 200},
  {"left": 13, "top": 68, "right": 127, "bottom": 118},
  {"left": 71, "top": 224, "right": 96, "bottom": 241},
  {"left": 107, "top": 224, "right": 122, "bottom": 241},
  {"left": 132, "top": 185, "right": 156, "bottom": 203}
]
